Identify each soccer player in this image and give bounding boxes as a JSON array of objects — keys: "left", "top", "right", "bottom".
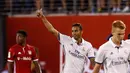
[
  {"left": 37, "top": 9, "right": 95, "bottom": 73},
  {"left": 93, "top": 20, "right": 130, "bottom": 73},
  {"left": 7, "top": 30, "right": 42, "bottom": 73}
]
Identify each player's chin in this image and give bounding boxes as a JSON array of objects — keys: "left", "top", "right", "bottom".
[{"left": 73, "top": 37, "right": 79, "bottom": 40}]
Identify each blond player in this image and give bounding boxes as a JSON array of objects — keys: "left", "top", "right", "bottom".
[{"left": 93, "top": 20, "right": 130, "bottom": 73}]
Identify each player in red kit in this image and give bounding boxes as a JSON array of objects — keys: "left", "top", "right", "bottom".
[{"left": 7, "top": 30, "right": 42, "bottom": 73}]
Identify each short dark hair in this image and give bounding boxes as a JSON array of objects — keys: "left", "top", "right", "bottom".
[
  {"left": 72, "top": 23, "right": 83, "bottom": 30},
  {"left": 17, "top": 30, "right": 27, "bottom": 37},
  {"left": 128, "top": 34, "right": 130, "bottom": 39}
]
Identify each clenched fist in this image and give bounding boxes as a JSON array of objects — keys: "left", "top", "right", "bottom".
[{"left": 37, "top": 9, "right": 45, "bottom": 18}]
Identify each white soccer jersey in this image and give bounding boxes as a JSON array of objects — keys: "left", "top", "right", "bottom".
[
  {"left": 125, "top": 39, "right": 130, "bottom": 44},
  {"left": 125, "top": 39, "right": 130, "bottom": 73},
  {"left": 59, "top": 33, "right": 95, "bottom": 73},
  {"left": 95, "top": 38, "right": 130, "bottom": 73}
]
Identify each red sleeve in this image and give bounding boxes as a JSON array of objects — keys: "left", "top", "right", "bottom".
[
  {"left": 31, "top": 47, "right": 39, "bottom": 61},
  {"left": 7, "top": 48, "right": 15, "bottom": 62}
]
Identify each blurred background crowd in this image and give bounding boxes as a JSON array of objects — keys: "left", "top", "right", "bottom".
[{"left": 0, "top": 0, "right": 130, "bottom": 15}]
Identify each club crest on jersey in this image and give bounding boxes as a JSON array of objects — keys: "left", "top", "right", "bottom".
[
  {"left": 28, "top": 50, "right": 32, "bottom": 55},
  {"left": 18, "top": 52, "right": 21, "bottom": 54}
]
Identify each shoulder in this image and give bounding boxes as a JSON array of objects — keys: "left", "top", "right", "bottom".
[
  {"left": 123, "top": 41, "right": 130, "bottom": 48},
  {"left": 59, "top": 33, "right": 71, "bottom": 39},
  {"left": 26, "top": 44, "right": 37, "bottom": 52},
  {"left": 100, "top": 41, "right": 110, "bottom": 48},
  {"left": 84, "top": 40, "right": 92, "bottom": 48},
  {"left": 27, "top": 44, "right": 34, "bottom": 48},
  {"left": 125, "top": 39, "right": 130, "bottom": 44},
  {"left": 98, "top": 41, "right": 110, "bottom": 52},
  {"left": 59, "top": 33, "right": 72, "bottom": 44},
  {"left": 9, "top": 44, "right": 18, "bottom": 50},
  {"left": 26, "top": 44, "right": 35, "bottom": 51}
]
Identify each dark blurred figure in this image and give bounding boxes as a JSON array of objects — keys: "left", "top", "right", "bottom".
[
  {"left": 125, "top": 33, "right": 130, "bottom": 44},
  {"left": 128, "top": 34, "right": 130, "bottom": 39},
  {"left": 110, "top": 0, "right": 121, "bottom": 12},
  {"left": 12, "top": 0, "right": 37, "bottom": 14},
  {"left": 0, "top": 0, "right": 6, "bottom": 14},
  {"left": 97, "top": 0, "right": 108, "bottom": 12},
  {"left": 62, "top": 0, "right": 97, "bottom": 14},
  {"left": 122, "top": 0, "right": 130, "bottom": 12},
  {"left": 43, "top": 0, "right": 63, "bottom": 13}
]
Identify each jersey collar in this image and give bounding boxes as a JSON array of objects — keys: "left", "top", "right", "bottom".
[
  {"left": 72, "top": 37, "right": 85, "bottom": 45},
  {"left": 17, "top": 44, "right": 27, "bottom": 48},
  {"left": 109, "top": 37, "right": 124, "bottom": 48}
]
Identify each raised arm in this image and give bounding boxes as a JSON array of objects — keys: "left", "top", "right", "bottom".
[{"left": 37, "top": 9, "right": 59, "bottom": 38}]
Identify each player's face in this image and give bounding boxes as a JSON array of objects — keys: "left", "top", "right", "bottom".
[
  {"left": 112, "top": 28, "right": 125, "bottom": 41},
  {"left": 16, "top": 33, "right": 26, "bottom": 44},
  {"left": 72, "top": 26, "right": 83, "bottom": 40}
]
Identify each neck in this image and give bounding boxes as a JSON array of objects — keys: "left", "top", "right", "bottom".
[
  {"left": 76, "top": 38, "right": 82, "bottom": 45},
  {"left": 112, "top": 37, "right": 121, "bottom": 46},
  {"left": 18, "top": 42, "right": 26, "bottom": 47}
]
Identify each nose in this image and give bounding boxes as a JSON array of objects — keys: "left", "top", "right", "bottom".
[{"left": 72, "top": 32, "right": 76, "bottom": 35}]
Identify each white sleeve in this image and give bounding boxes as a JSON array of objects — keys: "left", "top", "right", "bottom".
[
  {"left": 128, "top": 49, "right": 130, "bottom": 62},
  {"left": 95, "top": 47, "right": 106, "bottom": 64},
  {"left": 58, "top": 33, "right": 71, "bottom": 44},
  {"left": 87, "top": 46, "right": 95, "bottom": 58}
]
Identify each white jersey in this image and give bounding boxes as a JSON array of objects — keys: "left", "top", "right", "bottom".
[
  {"left": 95, "top": 38, "right": 130, "bottom": 73},
  {"left": 125, "top": 39, "right": 130, "bottom": 73},
  {"left": 125, "top": 39, "right": 130, "bottom": 44},
  {"left": 59, "top": 33, "right": 94, "bottom": 73}
]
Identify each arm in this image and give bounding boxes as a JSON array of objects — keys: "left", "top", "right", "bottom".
[
  {"left": 7, "top": 62, "right": 14, "bottom": 73},
  {"left": 93, "top": 47, "right": 105, "bottom": 73},
  {"left": 87, "top": 45, "right": 95, "bottom": 67},
  {"left": 89, "top": 57, "right": 95, "bottom": 67},
  {"left": 92, "top": 63, "right": 102, "bottom": 73},
  {"left": 37, "top": 9, "right": 59, "bottom": 38},
  {"left": 32, "top": 47, "right": 42, "bottom": 73},
  {"left": 33, "top": 61, "right": 42, "bottom": 73},
  {"left": 7, "top": 48, "right": 15, "bottom": 73}
]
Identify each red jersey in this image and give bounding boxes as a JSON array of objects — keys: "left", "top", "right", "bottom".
[{"left": 7, "top": 44, "right": 38, "bottom": 73}]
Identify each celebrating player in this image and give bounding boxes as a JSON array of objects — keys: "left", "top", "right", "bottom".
[{"left": 37, "top": 9, "right": 95, "bottom": 73}]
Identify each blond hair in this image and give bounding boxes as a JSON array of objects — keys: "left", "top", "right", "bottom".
[{"left": 112, "top": 20, "right": 126, "bottom": 32}]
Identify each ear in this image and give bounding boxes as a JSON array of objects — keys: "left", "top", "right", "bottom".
[
  {"left": 81, "top": 30, "right": 83, "bottom": 34},
  {"left": 111, "top": 29, "right": 114, "bottom": 35},
  {"left": 111, "top": 31, "right": 115, "bottom": 36}
]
